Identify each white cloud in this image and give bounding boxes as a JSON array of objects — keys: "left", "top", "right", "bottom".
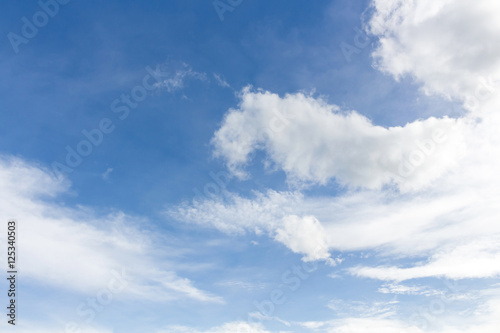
[
  {"left": 351, "top": 239, "right": 500, "bottom": 281},
  {"left": 378, "top": 283, "right": 441, "bottom": 296},
  {"left": 213, "top": 73, "right": 230, "bottom": 88},
  {"left": 291, "top": 286, "right": 500, "bottom": 333},
  {"left": 158, "top": 321, "right": 271, "bottom": 333},
  {"left": 367, "top": 0, "right": 500, "bottom": 109},
  {"left": 302, "top": 317, "right": 423, "bottom": 333},
  {"left": 0, "top": 155, "right": 221, "bottom": 303},
  {"left": 152, "top": 62, "right": 207, "bottom": 93},
  {"left": 170, "top": 191, "right": 335, "bottom": 262},
  {"left": 327, "top": 299, "right": 398, "bottom": 318},
  {"left": 216, "top": 280, "right": 267, "bottom": 291},
  {"left": 275, "top": 215, "right": 331, "bottom": 262},
  {"left": 169, "top": 190, "right": 340, "bottom": 263},
  {"left": 211, "top": 88, "right": 466, "bottom": 191},
  {"left": 102, "top": 167, "right": 113, "bottom": 180}
]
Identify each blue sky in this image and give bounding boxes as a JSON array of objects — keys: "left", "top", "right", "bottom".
[{"left": 1, "top": 0, "right": 500, "bottom": 332}]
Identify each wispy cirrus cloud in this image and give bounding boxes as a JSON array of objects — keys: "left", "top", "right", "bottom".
[
  {"left": 0, "top": 155, "right": 221, "bottom": 304},
  {"left": 157, "top": 321, "right": 271, "bottom": 333},
  {"left": 152, "top": 62, "right": 207, "bottom": 93}
]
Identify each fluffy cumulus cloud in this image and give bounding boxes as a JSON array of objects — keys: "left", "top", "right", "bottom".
[
  {"left": 212, "top": 88, "right": 466, "bottom": 191},
  {"left": 367, "top": 0, "right": 500, "bottom": 108},
  {"left": 0, "top": 155, "right": 221, "bottom": 303},
  {"left": 274, "top": 215, "right": 331, "bottom": 262}
]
